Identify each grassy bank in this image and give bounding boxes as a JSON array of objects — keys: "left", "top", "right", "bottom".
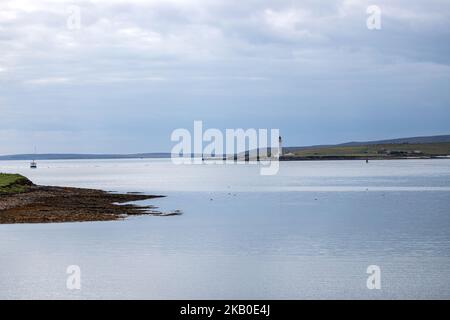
[
  {"left": 0, "top": 173, "right": 33, "bottom": 194},
  {"left": 285, "top": 142, "right": 450, "bottom": 159}
]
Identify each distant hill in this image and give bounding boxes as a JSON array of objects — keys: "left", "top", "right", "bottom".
[
  {"left": 1, "top": 135, "right": 449, "bottom": 161},
  {"left": 285, "top": 135, "right": 450, "bottom": 153},
  {"left": 0, "top": 153, "right": 170, "bottom": 161},
  {"left": 283, "top": 135, "right": 450, "bottom": 161},
  {"left": 339, "top": 135, "right": 450, "bottom": 146}
]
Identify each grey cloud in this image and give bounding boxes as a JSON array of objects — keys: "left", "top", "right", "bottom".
[{"left": 0, "top": 0, "right": 449, "bottom": 154}]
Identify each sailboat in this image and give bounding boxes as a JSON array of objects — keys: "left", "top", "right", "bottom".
[{"left": 30, "top": 147, "right": 37, "bottom": 169}]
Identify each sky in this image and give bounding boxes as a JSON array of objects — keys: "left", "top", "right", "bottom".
[{"left": 0, "top": 0, "right": 449, "bottom": 154}]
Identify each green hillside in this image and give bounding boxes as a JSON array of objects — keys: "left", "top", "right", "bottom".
[
  {"left": 0, "top": 173, "right": 33, "bottom": 194},
  {"left": 285, "top": 142, "right": 450, "bottom": 159}
]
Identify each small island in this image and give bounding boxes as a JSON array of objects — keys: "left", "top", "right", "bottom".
[{"left": 0, "top": 173, "right": 177, "bottom": 224}]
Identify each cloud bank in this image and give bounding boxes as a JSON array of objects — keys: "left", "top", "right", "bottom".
[{"left": 1, "top": 0, "right": 449, "bottom": 153}]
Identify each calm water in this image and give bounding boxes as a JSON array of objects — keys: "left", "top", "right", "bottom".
[{"left": 1, "top": 159, "right": 450, "bottom": 299}]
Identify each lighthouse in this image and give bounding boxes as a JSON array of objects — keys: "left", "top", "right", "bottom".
[{"left": 278, "top": 136, "right": 283, "bottom": 158}]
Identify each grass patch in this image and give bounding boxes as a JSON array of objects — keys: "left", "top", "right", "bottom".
[
  {"left": 290, "top": 142, "right": 450, "bottom": 158},
  {"left": 0, "top": 173, "right": 33, "bottom": 194}
]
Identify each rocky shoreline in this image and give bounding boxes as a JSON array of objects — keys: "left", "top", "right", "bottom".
[{"left": 0, "top": 182, "right": 177, "bottom": 224}]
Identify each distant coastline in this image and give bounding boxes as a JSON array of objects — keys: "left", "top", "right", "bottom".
[
  {"left": 280, "top": 155, "right": 450, "bottom": 161},
  {"left": 281, "top": 141, "right": 450, "bottom": 161},
  {"left": 1, "top": 134, "right": 449, "bottom": 161},
  {"left": 0, "top": 153, "right": 171, "bottom": 161}
]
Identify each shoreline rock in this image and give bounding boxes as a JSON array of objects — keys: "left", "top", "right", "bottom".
[{"left": 0, "top": 184, "right": 173, "bottom": 224}]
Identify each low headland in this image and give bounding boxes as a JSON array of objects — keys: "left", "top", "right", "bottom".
[
  {"left": 0, "top": 173, "right": 178, "bottom": 224},
  {"left": 282, "top": 141, "right": 450, "bottom": 161}
]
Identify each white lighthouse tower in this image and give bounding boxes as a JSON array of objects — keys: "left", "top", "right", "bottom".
[{"left": 278, "top": 136, "right": 283, "bottom": 159}]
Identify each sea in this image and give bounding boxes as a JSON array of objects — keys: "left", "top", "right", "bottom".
[{"left": 0, "top": 159, "right": 449, "bottom": 299}]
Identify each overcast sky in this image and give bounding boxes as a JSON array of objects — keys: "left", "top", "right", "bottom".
[{"left": 1, "top": 0, "right": 449, "bottom": 154}]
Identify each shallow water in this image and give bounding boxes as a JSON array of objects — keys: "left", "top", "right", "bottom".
[{"left": 1, "top": 159, "right": 450, "bottom": 299}]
